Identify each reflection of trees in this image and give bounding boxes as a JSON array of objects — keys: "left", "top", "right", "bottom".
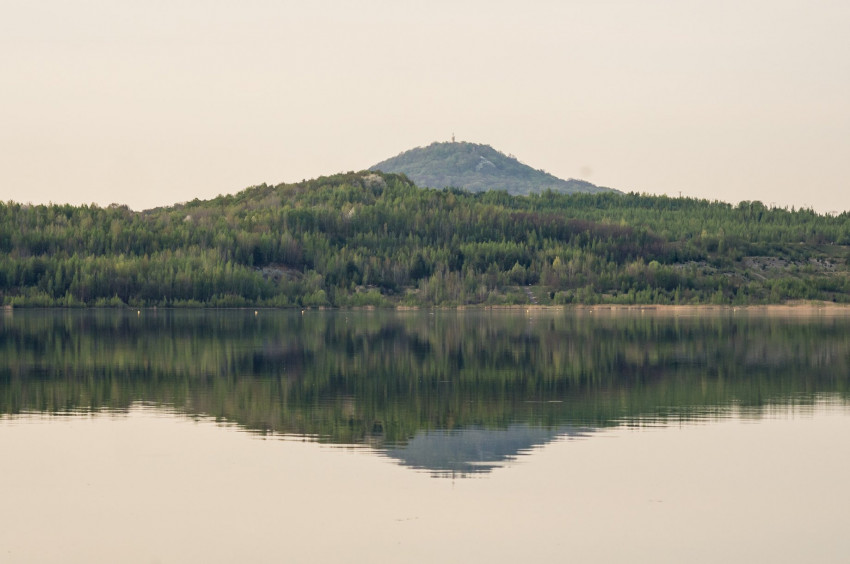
[{"left": 1, "top": 310, "right": 849, "bottom": 445}]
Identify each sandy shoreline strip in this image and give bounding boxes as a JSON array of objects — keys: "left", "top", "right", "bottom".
[{"left": 463, "top": 301, "right": 850, "bottom": 316}]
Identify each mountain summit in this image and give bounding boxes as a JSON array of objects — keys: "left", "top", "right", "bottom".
[{"left": 371, "top": 141, "right": 618, "bottom": 195}]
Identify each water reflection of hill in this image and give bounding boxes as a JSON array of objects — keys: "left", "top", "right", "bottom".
[
  {"left": 382, "top": 425, "right": 595, "bottom": 476},
  {"left": 2, "top": 310, "right": 849, "bottom": 474}
]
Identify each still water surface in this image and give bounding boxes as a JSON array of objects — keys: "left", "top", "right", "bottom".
[{"left": 2, "top": 309, "right": 849, "bottom": 562}]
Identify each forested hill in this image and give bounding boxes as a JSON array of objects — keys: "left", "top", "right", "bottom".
[
  {"left": 371, "top": 141, "right": 617, "bottom": 195},
  {"left": 2, "top": 170, "right": 850, "bottom": 307}
]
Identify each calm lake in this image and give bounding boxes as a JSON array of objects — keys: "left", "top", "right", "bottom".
[{"left": 2, "top": 309, "right": 850, "bottom": 563}]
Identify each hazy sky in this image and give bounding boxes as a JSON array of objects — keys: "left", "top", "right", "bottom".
[{"left": 2, "top": 0, "right": 848, "bottom": 212}]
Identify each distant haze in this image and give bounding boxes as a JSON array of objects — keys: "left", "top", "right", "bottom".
[
  {"left": 371, "top": 141, "right": 618, "bottom": 195},
  {"left": 2, "top": 1, "right": 848, "bottom": 212}
]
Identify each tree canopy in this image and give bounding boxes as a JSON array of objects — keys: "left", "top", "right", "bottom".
[
  {"left": 2, "top": 171, "right": 850, "bottom": 307},
  {"left": 370, "top": 141, "right": 616, "bottom": 195}
]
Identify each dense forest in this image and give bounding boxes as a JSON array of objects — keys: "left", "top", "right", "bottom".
[{"left": 2, "top": 170, "right": 850, "bottom": 307}]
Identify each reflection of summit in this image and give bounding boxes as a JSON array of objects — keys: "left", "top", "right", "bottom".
[
  {"left": 5, "top": 310, "right": 850, "bottom": 466},
  {"left": 382, "top": 424, "right": 594, "bottom": 477}
]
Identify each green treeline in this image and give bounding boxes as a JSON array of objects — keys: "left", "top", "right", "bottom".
[
  {"left": 2, "top": 171, "right": 850, "bottom": 307},
  {"left": 2, "top": 310, "right": 849, "bottom": 446}
]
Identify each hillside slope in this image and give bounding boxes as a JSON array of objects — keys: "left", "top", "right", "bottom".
[
  {"left": 2, "top": 171, "right": 850, "bottom": 307},
  {"left": 371, "top": 141, "right": 617, "bottom": 195}
]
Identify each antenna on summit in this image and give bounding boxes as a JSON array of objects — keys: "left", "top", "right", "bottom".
[{"left": 451, "top": 133, "right": 455, "bottom": 143}]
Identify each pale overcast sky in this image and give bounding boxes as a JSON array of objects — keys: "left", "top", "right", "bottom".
[{"left": 2, "top": 0, "right": 848, "bottom": 212}]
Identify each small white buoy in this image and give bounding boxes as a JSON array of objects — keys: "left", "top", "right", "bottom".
[
  {"left": 254, "top": 310, "right": 258, "bottom": 316},
  {"left": 137, "top": 310, "right": 140, "bottom": 315}
]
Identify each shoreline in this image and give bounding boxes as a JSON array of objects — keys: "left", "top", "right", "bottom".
[
  {"left": 476, "top": 302, "right": 850, "bottom": 316},
  {"left": 6, "top": 301, "right": 850, "bottom": 316}
]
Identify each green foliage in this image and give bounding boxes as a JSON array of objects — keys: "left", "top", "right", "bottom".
[
  {"left": 371, "top": 141, "right": 616, "bottom": 195},
  {"left": 1, "top": 171, "right": 850, "bottom": 306}
]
